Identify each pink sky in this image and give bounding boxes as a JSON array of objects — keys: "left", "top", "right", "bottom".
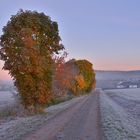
[
  {"left": 0, "top": 62, "right": 140, "bottom": 81},
  {"left": 94, "top": 61, "right": 140, "bottom": 71},
  {"left": 0, "top": 70, "right": 11, "bottom": 80},
  {"left": 95, "top": 65, "right": 140, "bottom": 71},
  {"left": 0, "top": 61, "right": 11, "bottom": 80}
]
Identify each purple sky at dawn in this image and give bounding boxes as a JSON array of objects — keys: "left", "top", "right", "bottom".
[{"left": 1, "top": 0, "right": 140, "bottom": 80}]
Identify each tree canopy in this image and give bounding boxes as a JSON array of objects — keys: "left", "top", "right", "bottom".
[
  {"left": 66, "top": 59, "right": 96, "bottom": 95},
  {"left": 75, "top": 59, "right": 96, "bottom": 92},
  {"left": 0, "top": 10, "right": 64, "bottom": 110}
]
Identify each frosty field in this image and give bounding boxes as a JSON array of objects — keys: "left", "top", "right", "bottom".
[
  {"left": 1, "top": 85, "right": 140, "bottom": 140},
  {"left": 0, "top": 91, "right": 14, "bottom": 107},
  {"left": 0, "top": 81, "right": 14, "bottom": 107},
  {"left": 100, "top": 88, "right": 140, "bottom": 140}
]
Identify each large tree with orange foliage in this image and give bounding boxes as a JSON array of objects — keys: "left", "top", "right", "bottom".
[{"left": 0, "top": 10, "right": 64, "bottom": 111}]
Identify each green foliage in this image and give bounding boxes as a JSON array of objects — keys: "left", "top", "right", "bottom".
[
  {"left": 70, "top": 74, "right": 86, "bottom": 95},
  {"left": 76, "top": 60, "right": 96, "bottom": 92},
  {"left": 70, "top": 59, "right": 96, "bottom": 95},
  {"left": 0, "top": 10, "right": 64, "bottom": 110}
]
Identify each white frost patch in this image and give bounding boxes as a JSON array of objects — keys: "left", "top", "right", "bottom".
[{"left": 100, "top": 90, "right": 140, "bottom": 140}]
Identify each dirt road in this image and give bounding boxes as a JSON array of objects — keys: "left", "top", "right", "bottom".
[{"left": 24, "top": 91, "right": 103, "bottom": 140}]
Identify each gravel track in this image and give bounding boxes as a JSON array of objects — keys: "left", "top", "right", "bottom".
[{"left": 24, "top": 91, "right": 103, "bottom": 140}]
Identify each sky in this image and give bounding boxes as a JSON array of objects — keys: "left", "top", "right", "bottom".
[{"left": 0, "top": 0, "right": 140, "bottom": 80}]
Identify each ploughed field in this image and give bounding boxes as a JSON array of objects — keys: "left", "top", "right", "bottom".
[{"left": 100, "top": 88, "right": 140, "bottom": 140}]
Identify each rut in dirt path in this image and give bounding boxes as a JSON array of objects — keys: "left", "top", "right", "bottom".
[{"left": 23, "top": 91, "right": 103, "bottom": 140}]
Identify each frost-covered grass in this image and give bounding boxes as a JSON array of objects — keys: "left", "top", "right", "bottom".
[
  {"left": 106, "top": 88, "right": 140, "bottom": 101},
  {"left": 0, "top": 91, "right": 14, "bottom": 107},
  {"left": 0, "top": 89, "right": 19, "bottom": 119},
  {"left": 0, "top": 95, "right": 85, "bottom": 140},
  {"left": 100, "top": 89, "right": 140, "bottom": 140}
]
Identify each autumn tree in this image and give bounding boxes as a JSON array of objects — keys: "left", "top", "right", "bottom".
[
  {"left": 71, "top": 74, "right": 86, "bottom": 95},
  {"left": 52, "top": 52, "right": 74, "bottom": 97},
  {"left": 0, "top": 10, "right": 64, "bottom": 111},
  {"left": 68, "top": 59, "right": 96, "bottom": 95},
  {"left": 75, "top": 60, "right": 96, "bottom": 92}
]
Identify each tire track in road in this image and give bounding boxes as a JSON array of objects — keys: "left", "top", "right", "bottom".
[{"left": 24, "top": 91, "right": 103, "bottom": 140}]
